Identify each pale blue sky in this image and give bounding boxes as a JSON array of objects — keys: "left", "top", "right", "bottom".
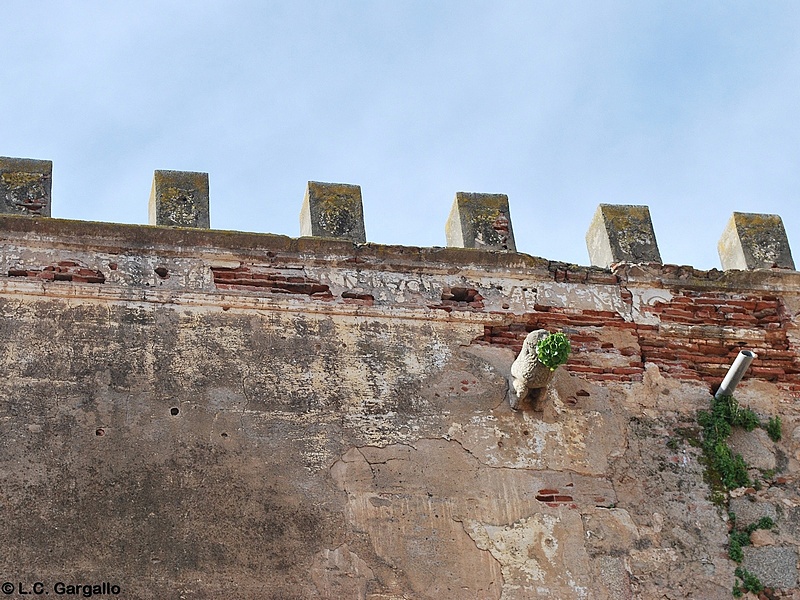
[{"left": 3, "top": 1, "right": 799, "bottom": 269}]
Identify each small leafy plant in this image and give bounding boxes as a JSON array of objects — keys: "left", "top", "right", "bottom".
[
  {"left": 766, "top": 415, "right": 782, "bottom": 442},
  {"left": 733, "top": 567, "right": 763, "bottom": 595},
  {"left": 697, "top": 395, "right": 754, "bottom": 490},
  {"left": 728, "top": 517, "right": 775, "bottom": 562},
  {"left": 536, "top": 332, "right": 571, "bottom": 371},
  {"left": 728, "top": 530, "right": 748, "bottom": 562}
]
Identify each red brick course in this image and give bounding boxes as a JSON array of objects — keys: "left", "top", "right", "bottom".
[
  {"left": 212, "top": 265, "right": 333, "bottom": 299},
  {"left": 8, "top": 261, "right": 105, "bottom": 284},
  {"left": 477, "top": 291, "right": 799, "bottom": 387}
]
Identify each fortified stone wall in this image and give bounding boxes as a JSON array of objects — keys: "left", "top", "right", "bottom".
[{"left": 0, "top": 157, "right": 799, "bottom": 599}]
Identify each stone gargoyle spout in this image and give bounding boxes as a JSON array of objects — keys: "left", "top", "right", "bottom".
[{"left": 509, "top": 329, "right": 571, "bottom": 410}]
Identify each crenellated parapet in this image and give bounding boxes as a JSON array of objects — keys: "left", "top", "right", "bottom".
[{"left": 0, "top": 155, "right": 795, "bottom": 273}]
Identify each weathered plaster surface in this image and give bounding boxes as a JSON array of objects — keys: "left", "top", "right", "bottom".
[{"left": 0, "top": 215, "right": 799, "bottom": 598}]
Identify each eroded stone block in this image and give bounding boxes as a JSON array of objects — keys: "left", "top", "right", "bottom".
[
  {"left": 742, "top": 546, "right": 798, "bottom": 589},
  {"left": 148, "top": 170, "right": 210, "bottom": 228},
  {"left": 718, "top": 212, "right": 795, "bottom": 270},
  {"left": 299, "top": 181, "right": 366, "bottom": 243},
  {"left": 586, "top": 204, "right": 661, "bottom": 267},
  {"left": 445, "top": 192, "right": 515, "bottom": 251},
  {"left": 593, "top": 555, "right": 633, "bottom": 600},
  {"left": 0, "top": 156, "right": 52, "bottom": 217},
  {"left": 728, "top": 428, "right": 776, "bottom": 471},
  {"left": 728, "top": 497, "right": 778, "bottom": 528}
]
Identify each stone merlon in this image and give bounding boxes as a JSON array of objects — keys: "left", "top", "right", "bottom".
[
  {"left": 148, "top": 169, "right": 210, "bottom": 228},
  {"left": 300, "top": 181, "right": 366, "bottom": 243},
  {"left": 445, "top": 192, "right": 516, "bottom": 252},
  {"left": 0, "top": 156, "right": 52, "bottom": 217},
  {"left": 718, "top": 211, "right": 795, "bottom": 271},
  {"left": 585, "top": 204, "right": 661, "bottom": 268}
]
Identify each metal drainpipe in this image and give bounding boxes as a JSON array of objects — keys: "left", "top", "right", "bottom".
[{"left": 715, "top": 350, "right": 757, "bottom": 398}]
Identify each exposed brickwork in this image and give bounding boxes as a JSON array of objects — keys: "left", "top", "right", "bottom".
[
  {"left": 638, "top": 292, "right": 799, "bottom": 386},
  {"left": 7, "top": 261, "right": 105, "bottom": 283},
  {"left": 531, "top": 485, "right": 615, "bottom": 510},
  {"left": 477, "top": 306, "right": 646, "bottom": 382},
  {"left": 536, "top": 488, "right": 576, "bottom": 508},
  {"left": 212, "top": 264, "right": 333, "bottom": 299},
  {"left": 477, "top": 291, "right": 799, "bottom": 387}
]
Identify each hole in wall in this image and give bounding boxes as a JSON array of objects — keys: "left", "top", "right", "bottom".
[
  {"left": 220, "top": 432, "right": 228, "bottom": 438},
  {"left": 170, "top": 407, "right": 180, "bottom": 416},
  {"left": 95, "top": 428, "right": 105, "bottom": 436},
  {"left": 447, "top": 287, "right": 479, "bottom": 303},
  {"left": 154, "top": 267, "right": 169, "bottom": 279}
]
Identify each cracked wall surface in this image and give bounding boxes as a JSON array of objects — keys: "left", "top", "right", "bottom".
[{"left": 1, "top": 215, "right": 800, "bottom": 598}]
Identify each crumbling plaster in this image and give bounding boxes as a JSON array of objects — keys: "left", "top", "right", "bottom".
[{"left": 0, "top": 215, "right": 799, "bottom": 598}]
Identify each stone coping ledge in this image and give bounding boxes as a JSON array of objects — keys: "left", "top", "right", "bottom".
[
  {"left": 0, "top": 214, "right": 550, "bottom": 273},
  {"left": 1, "top": 214, "right": 799, "bottom": 291}
]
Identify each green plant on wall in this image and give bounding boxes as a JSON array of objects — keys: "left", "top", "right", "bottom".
[
  {"left": 766, "top": 416, "right": 782, "bottom": 442},
  {"left": 697, "top": 395, "right": 760, "bottom": 491},
  {"left": 695, "top": 394, "right": 784, "bottom": 597},
  {"left": 733, "top": 567, "right": 763, "bottom": 596},
  {"left": 728, "top": 517, "right": 775, "bottom": 563},
  {"left": 535, "top": 332, "right": 571, "bottom": 371}
]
